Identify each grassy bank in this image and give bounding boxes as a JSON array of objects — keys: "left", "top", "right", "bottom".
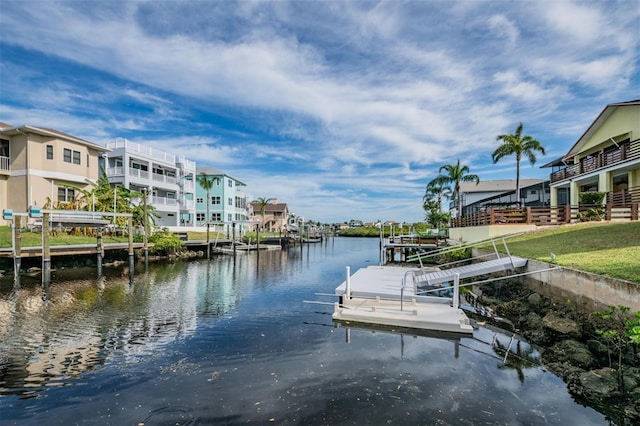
[{"left": 484, "top": 221, "right": 640, "bottom": 283}]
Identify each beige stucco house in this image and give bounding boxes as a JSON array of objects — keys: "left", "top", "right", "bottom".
[
  {"left": 547, "top": 100, "right": 640, "bottom": 207},
  {"left": 0, "top": 123, "right": 108, "bottom": 219},
  {"left": 249, "top": 200, "right": 289, "bottom": 232}
]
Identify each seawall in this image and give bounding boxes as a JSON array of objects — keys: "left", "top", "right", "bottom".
[{"left": 472, "top": 249, "right": 640, "bottom": 311}]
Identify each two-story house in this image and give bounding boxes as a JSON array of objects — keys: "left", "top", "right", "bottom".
[
  {"left": 104, "top": 139, "right": 196, "bottom": 227},
  {"left": 249, "top": 199, "right": 289, "bottom": 232},
  {"left": 195, "top": 167, "right": 248, "bottom": 228},
  {"left": 0, "top": 123, "right": 108, "bottom": 217},
  {"left": 547, "top": 100, "right": 640, "bottom": 208}
]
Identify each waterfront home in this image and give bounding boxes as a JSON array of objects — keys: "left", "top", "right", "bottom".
[
  {"left": 0, "top": 123, "right": 108, "bottom": 221},
  {"left": 546, "top": 99, "right": 640, "bottom": 208},
  {"left": 456, "top": 179, "right": 547, "bottom": 216},
  {"left": 104, "top": 138, "right": 197, "bottom": 227},
  {"left": 249, "top": 199, "right": 289, "bottom": 232},
  {"left": 195, "top": 167, "right": 249, "bottom": 231}
]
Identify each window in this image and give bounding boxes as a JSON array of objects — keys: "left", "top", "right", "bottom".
[
  {"left": 228, "top": 179, "right": 233, "bottom": 188},
  {"left": 72, "top": 150, "right": 81, "bottom": 165},
  {"left": 212, "top": 213, "right": 221, "bottom": 221},
  {"left": 63, "top": 148, "right": 72, "bottom": 163},
  {"left": 58, "top": 187, "right": 75, "bottom": 203},
  {"left": 212, "top": 196, "right": 221, "bottom": 205},
  {"left": 228, "top": 197, "right": 233, "bottom": 206},
  {"left": 228, "top": 213, "right": 232, "bottom": 222},
  {"left": 196, "top": 197, "right": 204, "bottom": 204},
  {"left": 0, "top": 139, "right": 9, "bottom": 157},
  {"left": 86, "top": 154, "right": 89, "bottom": 167},
  {"left": 46, "top": 145, "right": 53, "bottom": 160},
  {"left": 196, "top": 213, "right": 205, "bottom": 222}
]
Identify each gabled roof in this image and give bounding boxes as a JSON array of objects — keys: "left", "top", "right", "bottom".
[
  {"left": 250, "top": 202, "right": 288, "bottom": 213},
  {"left": 564, "top": 99, "right": 640, "bottom": 159},
  {"left": 0, "top": 124, "right": 108, "bottom": 152}
]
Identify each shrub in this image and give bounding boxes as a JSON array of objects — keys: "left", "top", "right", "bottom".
[{"left": 148, "top": 228, "right": 183, "bottom": 255}]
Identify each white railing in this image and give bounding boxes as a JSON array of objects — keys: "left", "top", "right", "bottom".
[
  {"left": 106, "top": 138, "right": 176, "bottom": 165},
  {"left": 152, "top": 196, "right": 178, "bottom": 206},
  {"left": 181, "top": 180, "right": 195, "bottom": 192},
  {"left": 177, "top": 157, "right": 196, "bottom": 173},
  {"left": 106, "top": 166, "right": 124, "bottom": 177},
  {"left": 152, "top": 173, "right": 177, "bottom": 185},
  {"left": 129, "top": 168, "right": 150, "bottom": 179},
  {"left": 0, "top": 156, "right": 9, "bottom": 171},
  {"left": 180, "top": 199, "right": 195, "bottom": 210}
]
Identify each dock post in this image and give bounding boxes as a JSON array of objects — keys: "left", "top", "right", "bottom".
[
  {"left": 453, "top": 273, "right": 460, "bottom": 309},
  {"left": 12, "top": 217, "right": 21, "bottom": 284},
  {"left": 232, "top": 222, "right": 237, "bottom": 257},
  {"left": 128, "top": 216, "right": 134, "bottom": 281},
  {"left": 97, "top": 230, "right": 103, "bottom": 276},
  {"left": 42, "top": 212, "right": 51, "bottom": 287},
  {"left": 143, "top": 189, "right": 149, "bottom": 265},
  {"left": 345, "top": 266, "right": 351, "bottom": 299}
]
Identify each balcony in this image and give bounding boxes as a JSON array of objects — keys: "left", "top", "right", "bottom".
[
  {"left": 152, "top": 173, "right": 177, "bottom": 185},
  {"left": 551, "top": 139, "right": 639, "bottom": 184},
  {"left": 180, "top": 199, "right": 195, "bottom": 211},
  {"left": 0, "top": 156, "right": 9, "bottom": 172},
  {"left": 180, "top": 179, "right": 195, "bottom": 192},
  {"left": 106, "top": 166, "right": 124, "bottom": 177},
  {"left": 129, "top": 168, "right": 150, "bottom": 180},
  {"left": 106, "top": 138, "right": 176, "bottom": 165}
]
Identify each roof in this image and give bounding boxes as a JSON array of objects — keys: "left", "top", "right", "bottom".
[
  {"left": 250, "top": 202, "right": 288, "bottom": 212},
  {"left": 459, "top": 179, "right": 545, "bottom": 193},
  {"left": 564, "top": 99, "right": 640, "bottom": 159},
  {"left": 0, "top": 124, "right": 108, "bottom": 152},
  {"left": 540, "top": 156, "right": 566, "bottom": 168},
  {"left": 196, "top": 167, "right": 246, "bottom": 185}
]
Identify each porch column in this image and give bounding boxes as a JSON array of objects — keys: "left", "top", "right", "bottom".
[
  {"left": 550, "top": 187, "right": 559, "bottom": 208},
  {"left": 598, "top": 172, "right": 611, "bottom": 196},
  {"left": 570, "top": 181, "right": 580, "bottom": 206}
]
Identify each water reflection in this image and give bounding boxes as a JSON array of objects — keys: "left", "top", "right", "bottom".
[{"left": 0, "top": 238, "right": 608, "bottom": 425}]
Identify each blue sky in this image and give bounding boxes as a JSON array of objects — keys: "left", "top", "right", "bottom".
[{"left": 1, "top": 0, "right": 638, "bottom": 223}]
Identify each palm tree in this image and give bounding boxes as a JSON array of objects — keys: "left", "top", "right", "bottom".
[
  {"left": 432, "top": 160, "right": 479, "bottom": 218},
  {"left": 424, "top": 180, "right": 452, "bottom": 211},
  {"left": 492, "top": 123, "right": 545, "bottom": 206},
  {"left": 197, "top": 172, "right": 218, "bottom": 259},
  {"left": 253, "top": 197, "right": 275, "bottom": 230}
]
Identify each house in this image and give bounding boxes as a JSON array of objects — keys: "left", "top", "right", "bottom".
[
  {"left": 249, "top": 199, "right": 289, "bottom": 232},
  {"left": 104, "top": 139, "right": 197, "bottom": 227},
  {"left": 0, "top": 123, "right": 108, "bottom": 219},
  {"left": 462, "top": 180, "right": 551, "bottom": 214},
  {"left": 195, "top": 167, "right": 248, "bottom": 228},
  {"left": 546, "top": 99, "right": 640, "bottom": 208},
  {"left": 456, "top": 179, "right": 546, "bottom": 216}
]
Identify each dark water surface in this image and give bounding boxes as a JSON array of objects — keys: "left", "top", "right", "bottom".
[{"left": 1, "top": 237, "right": 607, "bottom": 425}]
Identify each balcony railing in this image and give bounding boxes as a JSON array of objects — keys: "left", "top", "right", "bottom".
[
  {"left": 180, "top": 199, "right": 195, "bottom": 211},
  {"left": 152, "top": 196, "right": 177, "bottom": 206},
  {"left": 129, "top": 168, "right": 150, "bottom": 179},
  {"left": 106, "top": 166, "right": 124, "bottom": 177},
  {"left": 0, "top": 156, "right": 9, "bottom": 172},
  {"left": 106, "top": 138, "right": 176, "bottom": 165},
  {"left": 152, "top": 173, "right": 177, "bottom": 185},
  {"left": 607, "top": 186, "right": 640, "bottom": 206},
  {"left": 551, "top": 139, "right": 639, "bottom": 183}
]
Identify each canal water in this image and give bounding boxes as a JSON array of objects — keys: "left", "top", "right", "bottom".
[{"left": 1, "top": 237, "right": 607, "bottom": 425}]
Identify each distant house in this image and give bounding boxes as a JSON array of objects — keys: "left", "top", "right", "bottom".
[
  {"left": 249, "top": 199, "right": 289, "bottom": 232},
  {"left": 545, "top": 99, "right": 640, "bottom": 207},
  {"left": 196, "top": 167, "right": 248, "bottom": 228},
  {"left": 0, "top": 123, "right": 108, "bottom": 219},
  {"left": 104, "top": 138, "right": 196, "bottom": 227},
  {"left": 456, "top": 179, "right": 546, "bottom": 216}
]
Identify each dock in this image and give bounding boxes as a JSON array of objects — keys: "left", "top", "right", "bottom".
[{"left": 331, "top": 241, "right": 530, "bottom": 334}]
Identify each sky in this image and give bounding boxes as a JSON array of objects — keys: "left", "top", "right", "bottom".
[{"left": 1, "top": 0, "right": 639, "bottom": 223}]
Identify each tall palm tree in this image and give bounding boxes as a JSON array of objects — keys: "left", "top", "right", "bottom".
[
  {"left": 492, "top": 123, "right": 545, "bottom": 206},
  {"left": 432, "top": 160, "right": 479, "bottom": 218},
  {"left": 424, "top": 180, "right": 452, "bottom": 211},
  {"left": 253, "top": 197, "right": 275, "bottom": 230},
  {"left": 197, "top": 172, "right": 218, "bottom": 259}
]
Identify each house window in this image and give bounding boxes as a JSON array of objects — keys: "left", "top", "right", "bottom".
[
  {"left": 196, "top": 213, "right": 205, "bottom": 222},
  {"left": 212, "top": 196, "right": 221, "bottom": 205},
  {"left": 64, "top": 148, "right": 72, "bottom": 163},
  {"left": 46, "top": 145, "right": 53, "bottom": 160},
  {"left": 196, "top": 197, "right": 203, "bottom": 204},
  {"left": 228, "top": 197, "right": 233, "bottom": 206},
  {"left": 58, "top": 187, "right": 75, "bottom": 203},
  {"left": 227, "top": 213, "right": 232, "bottom": 222},
  {"left": 228, "top": 179, "right": 233, "bottom": 188},
  {"left": 72, "top": 150, "right": 81, "bottom": 165},
  {"left": 86, "top": 154, "right": 89, "bottom": 167},
  {"left": 0, "top": 139, "right": 9, "bottom": 157},
  {"left": 212, "top": 213, "right": 221, "bottom": 221}
]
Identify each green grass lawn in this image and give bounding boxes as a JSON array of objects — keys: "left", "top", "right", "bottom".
[
  {"left": 482, "top": 221, "right": 640, "bottom": 283},
  {"left": 0, "top": 226, "right": 128, "bottom": 247}
]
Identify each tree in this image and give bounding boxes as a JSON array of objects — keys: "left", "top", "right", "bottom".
[
  {"left": 432, "top": 160, "right": 479, "bottom": 218},
  {"left": 492, "top": 123, "right": 545, "bottom": 206},
  {"left": 253, "top": 197, "right": 275, "bottom": 230},
  {"left": 197, "top": 172, "right": 219, "bottom": 259},
  {"left": 424, "top": 180, "right": 452, "bottom": 211}
]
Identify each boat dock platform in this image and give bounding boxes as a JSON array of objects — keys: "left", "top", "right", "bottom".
[{"left": 331, "top": 237, "right": 531, "bottom": 335}]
